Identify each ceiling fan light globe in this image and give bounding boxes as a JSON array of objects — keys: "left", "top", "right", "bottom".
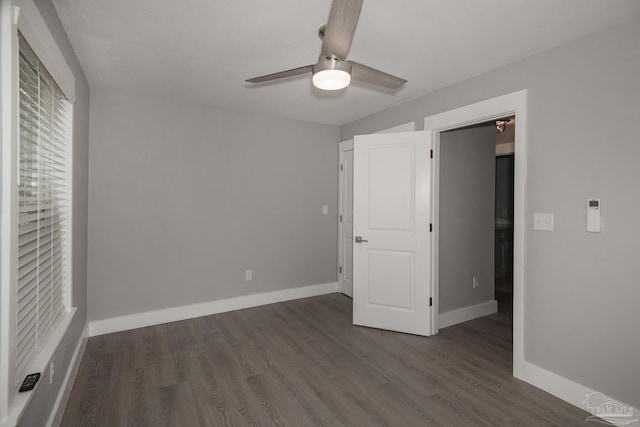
[{"left": 313, "top": 69, "right": 351, "bottom": 90}]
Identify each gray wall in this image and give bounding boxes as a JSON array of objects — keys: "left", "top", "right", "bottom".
[
  {"left": 341, "top": 18, "right": 640, "bottom": 410},
  {"left": 439, "top": 126, "right": 495, "bottom": 313},
  {"left": 88, "top": 91, "right": 339, "bottom": 321},
  {"left": 16, "top": 1, "right": 90, "bottom": 426}
]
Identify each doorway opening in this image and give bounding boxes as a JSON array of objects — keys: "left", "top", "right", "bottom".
[
  {"left": 437, "top": 116, "right": 515, "bottom": 330},
  {"left": 436, "top": 116, "right": 516, "bottom": 321},
  {"left": 425, "top": 90, "right": 526, "bottom": 379}
]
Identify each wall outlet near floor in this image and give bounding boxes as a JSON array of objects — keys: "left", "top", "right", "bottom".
[
  {"left": 50, "top": 356, "right": 55, "bottom": 384},
  {"left": 472, "top": 277, "right": 479, "bottom": 289},
  {"left": 245, "top": 270, "right": 252, "bottom": 281}
]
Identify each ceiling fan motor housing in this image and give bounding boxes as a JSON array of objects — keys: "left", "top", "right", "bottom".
[{"left": 313, "top": 56, "right": 351, "bottom": 74}]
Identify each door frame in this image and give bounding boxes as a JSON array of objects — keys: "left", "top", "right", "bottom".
[
  {"left": 338, "top": 139, "right": 353, "bottom": 296},
  {"left": 424, "top": 90, "right": 527, "bottom": 379}
]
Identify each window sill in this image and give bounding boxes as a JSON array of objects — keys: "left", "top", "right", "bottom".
[{"left": 1, "top": 307, "right": 77, "bottom": 427}]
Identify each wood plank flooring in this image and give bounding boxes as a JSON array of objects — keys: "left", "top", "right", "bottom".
[{"left": 62, "top": 294, "right": 593, "bottom": 426}]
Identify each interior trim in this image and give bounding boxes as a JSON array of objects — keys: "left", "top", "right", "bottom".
[
  {"left": 439, "top": 300, "right": 498, "bottom": 329},
  {"left": 89, "top": 282, "right": 339, "bottom": 337},
  {"left": 522, "top": 361, "right": 639, "bottom": 420}
]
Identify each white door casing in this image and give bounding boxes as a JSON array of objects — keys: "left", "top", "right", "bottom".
[
  {"left": 352, "top": 131, "right": 432, "bottom": 336},
  {"left": 338, "top": 140, "right": 354, "bottom": 297}
]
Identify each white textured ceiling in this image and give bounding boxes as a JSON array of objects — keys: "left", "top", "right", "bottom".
[{"left": 53, "top": 0, "right": 640, "bottom": 126}]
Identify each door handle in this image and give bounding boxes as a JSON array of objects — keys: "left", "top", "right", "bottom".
[{"left": 355, "top": 236, "right": 368, "bottom": 243}]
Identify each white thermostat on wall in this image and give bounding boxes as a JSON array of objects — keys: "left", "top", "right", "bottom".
[{"left": 587, "top": 198, "right": 601, "bottom": 233}]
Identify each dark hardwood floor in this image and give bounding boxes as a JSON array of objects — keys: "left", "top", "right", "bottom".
[{"left": 62, "top": 293, "right": 592, "bottom": 426}]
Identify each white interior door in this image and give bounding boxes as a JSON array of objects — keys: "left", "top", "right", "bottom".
[
  {"left": 353, "top": 131, "right": 432, "bottom": 335},
  {"left": 338, "top": 140, "right": 354, "bottom": 297}
]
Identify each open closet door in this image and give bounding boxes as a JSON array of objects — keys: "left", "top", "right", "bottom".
[{"left": 352, "top": 131, "right": 432, "bottom": 335}]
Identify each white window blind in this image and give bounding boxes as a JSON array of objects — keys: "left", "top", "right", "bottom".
[{"left": 16, "top": 33, "right": 71, "bottom": 382}]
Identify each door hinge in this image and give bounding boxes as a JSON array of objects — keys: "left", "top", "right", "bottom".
[
  {"left": 339, "top": 266, "right": 342, "bottom": 274},
  {"left": 430, "top": 223, "right": 433, "bottom": 232},
  {"left": 340, "top": 164, "right": 343, "bottom": 171},
  {"left": 340, "top": 215, "right": 343, "bottom": 222},
  {"left": 429, "top": 297, "right": 433, "bottom": 307},
  {"left": 430, "top": 149, "right": 433, "bottom": 159}
]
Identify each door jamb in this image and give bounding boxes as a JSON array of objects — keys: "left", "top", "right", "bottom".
[
  {"left": 424, "top": 90, "right": 527, "bottom": 379},
  {"left": 337, "top": 139, "right": 353, "bottom": 296}
]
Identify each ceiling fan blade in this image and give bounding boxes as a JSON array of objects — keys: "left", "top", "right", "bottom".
[
  {"left": 246, "top": 65, "right": 314, "bottom": 84},
  {"left": 348, "top": 61, "right": 407, "bottom": 89},
  {"left": 321, "top": 0, "right": 364, "bottom": 60}
]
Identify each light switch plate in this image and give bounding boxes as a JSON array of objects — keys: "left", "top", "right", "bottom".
[{"left": 533, "top": 213, "right": 554, "bottom": 231}]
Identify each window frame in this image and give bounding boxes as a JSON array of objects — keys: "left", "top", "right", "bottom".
[
  {"left": 1, "top": 0, "right": 77, "bottom": 424},
  {"left": 15, "top": 31, "right": 73, "bottom": 386}
]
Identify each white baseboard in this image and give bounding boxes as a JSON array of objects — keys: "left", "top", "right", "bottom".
[
  {"left": 89, "top": 282, "right": 339, "bottom": 337},
  {"left": 46, "top": 323, "right": 88, "bottom": 427},
  {"left": 439, "top": 299, "right": 497, "bottom": 329},
  {"left": 522, "top": 361, "right": 639, "bottom": 424}
]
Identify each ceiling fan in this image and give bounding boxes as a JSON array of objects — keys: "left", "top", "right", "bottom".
[{"left": 246, "top": 0, "right": 407, "bottom": 91}]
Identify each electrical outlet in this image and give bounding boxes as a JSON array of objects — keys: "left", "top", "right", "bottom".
[
  {"left": 50, "top": 356, "right": 55, "bottom": 384},
  {"left": 245, "top": 270, "right": 252, "bottom": 281},
  {"left": 472, "top": 277, "right": 479, "bottom": 289}
]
